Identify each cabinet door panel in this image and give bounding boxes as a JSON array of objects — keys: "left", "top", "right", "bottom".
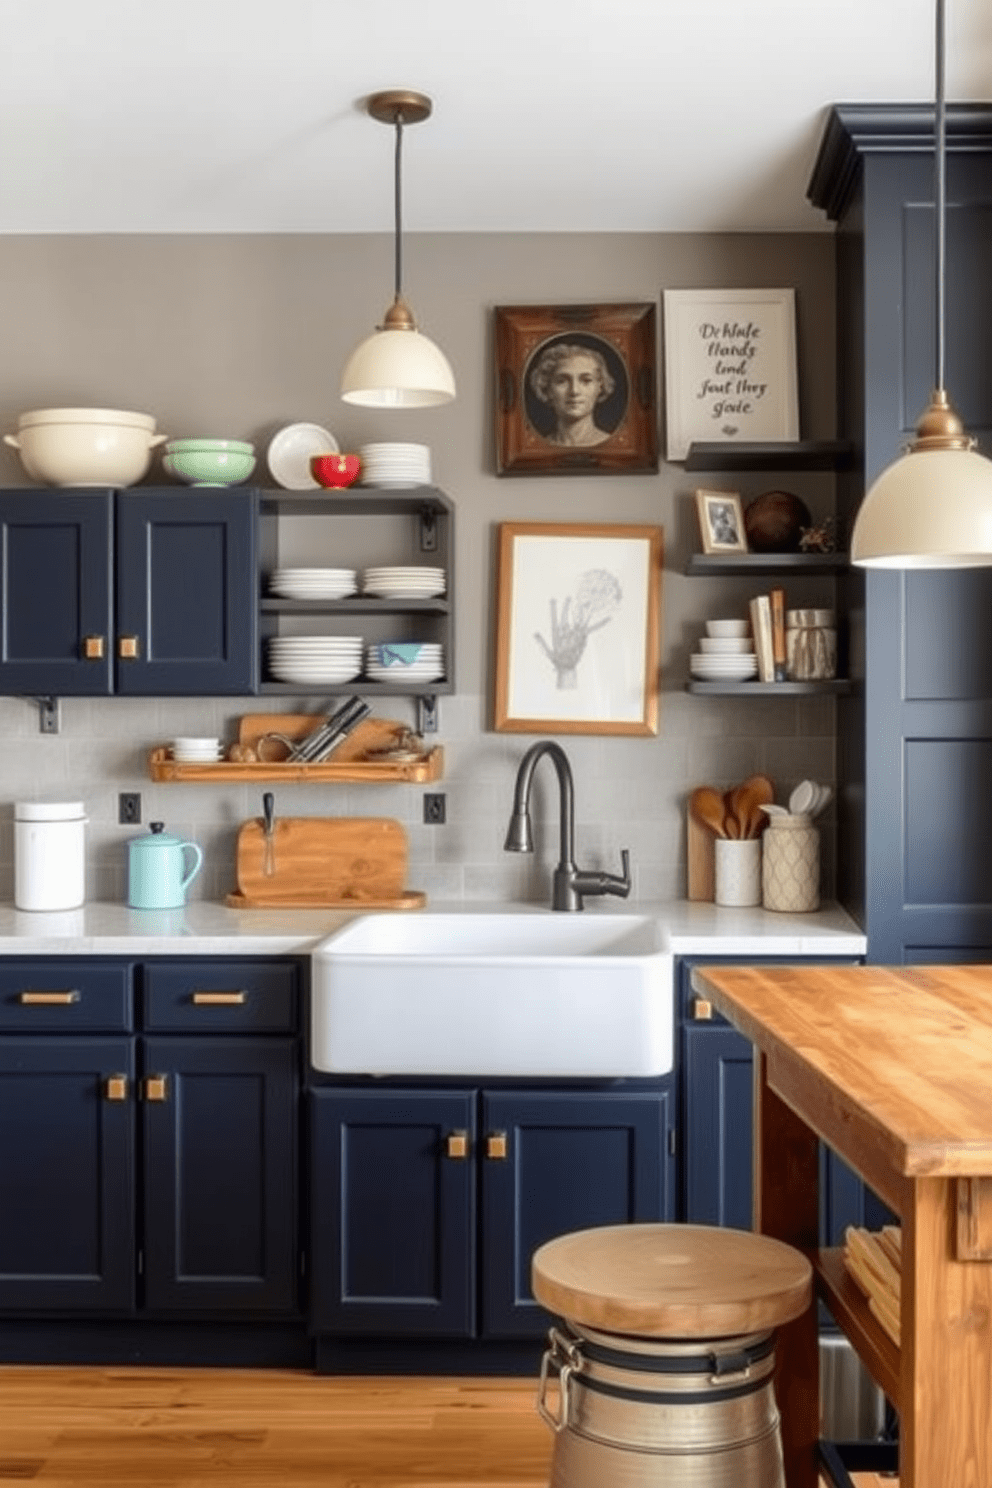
[
  {"left": 115, "top": 491, "right": 257, "bottom": 695},
  {"left": 683, "top": 1023, "right": 754, "bottom": 1230},
  {"left": 0, "top": 1035, "right": 134, "bottom": 1311},
  {"left": 309, "top": 1089, "right": 475, "bottom": 1337},
  {"left": 142, "top": 1036, "right": 298, "bottom": 1314},
  {"left": 0, "top": 490, "right": 113, "bottom": 694},
  {"left": 481, "top": 1089, "right": 672, "bottom": 1338}
]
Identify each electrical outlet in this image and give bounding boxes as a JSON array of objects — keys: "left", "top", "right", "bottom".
[
  {"left": 119, "top": 792, "right": 142, "bottom": 825},
  {"left": 423, "top": 793, "right": 446, "bottom": 825}
]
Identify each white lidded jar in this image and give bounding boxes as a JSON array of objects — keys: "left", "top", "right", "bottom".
[{"left": 14, "top": 801, "right": 87, "bottom": 911}]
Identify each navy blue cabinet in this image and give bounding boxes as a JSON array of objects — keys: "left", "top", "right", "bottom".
[
  {"left": 0, "top": 488, "right": 257, "bottom": 695},
  {"left": 0, "top": 957, "right": 301, "bottom": 1321},
  {"left": 309, "top": 1084, "right": 673, "bottom": 1341}
]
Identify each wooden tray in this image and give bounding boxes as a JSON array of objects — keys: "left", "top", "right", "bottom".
[
  {"left": 226, "top": 814, "right": 425, "bottom": 910},
  {"left": 149, "top": 716, "right": 443, "bottom": 784}
]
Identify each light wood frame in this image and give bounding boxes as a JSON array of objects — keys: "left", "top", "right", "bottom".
[
  {"left": 695, "top": 488, "right": 748, "bottom": 554},
  {"left": 493, "top": 521, "right": 663, "bottom": 735}
]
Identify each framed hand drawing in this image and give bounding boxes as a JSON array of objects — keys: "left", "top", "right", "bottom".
[
  {"left": 663, "top": 288, "right": 799, "bottom": 461},
  {"left": 494, "top": 303, "right": 658, "bottom": 476},
  {"left": 493, "top": 521, "right": 663, "bottom": 735}
]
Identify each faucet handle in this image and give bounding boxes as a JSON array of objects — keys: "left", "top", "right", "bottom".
[{"left": 619, "top": 848, "right": 631, "bottom": 885}]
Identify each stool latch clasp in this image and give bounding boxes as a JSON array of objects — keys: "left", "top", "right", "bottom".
[{"left": 537, "top": 1326, "right": 582, "bottom": 1433}]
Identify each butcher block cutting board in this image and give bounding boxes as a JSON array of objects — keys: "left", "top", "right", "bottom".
[{"left": 226, "top": 816, "right": 425, "bottom": 909}]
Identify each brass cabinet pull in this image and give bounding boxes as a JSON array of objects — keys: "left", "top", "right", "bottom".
[
  {"left": 144, "top": 1075, "right": 168, "bottom": 1102},
  {"left": 191, "top": 991, "right": 247, "bottom": 1005},
  {"left": 446, "top": 1131, "right": 469, "bottom": 1160},
  {"left": 18, "top": 990, "right": 80, "bottom": 1005},
  {"left": 692, "top": 997, "right": 713, "bottom": 1021},
  {"left": 105, "top": 1074, "right": 129, "bottom": 1102},
  {"left": 118, "top": 635, "right": 140, "bottom": 659},
  {"left": 486, "top": 1132, "right": 508, "bottom": 1161},
  {"left": 82, "top": 634, "right": 105, "bottom": 660}
]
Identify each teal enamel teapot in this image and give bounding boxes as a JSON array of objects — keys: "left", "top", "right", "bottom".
[{"left": 127, "top": 821, "right": 203, "bottom": 909}]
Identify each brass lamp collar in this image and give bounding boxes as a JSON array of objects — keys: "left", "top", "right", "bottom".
[
  {"left": 380, "top": 296, "right": 418, "bottom": 332},
  {"left": 908, "top": 388, "right": 978, "bottom": 453}
]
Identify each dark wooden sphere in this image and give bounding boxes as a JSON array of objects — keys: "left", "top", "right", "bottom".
[{"left": 744, "top": 490, "right": 812, "bottom": 552}]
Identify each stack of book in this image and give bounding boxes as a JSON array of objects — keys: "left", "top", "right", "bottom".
[
  {"left": 843, "top": 1225, "right": 902, "bottom": 1345},
  {"left": 748, "top": 587, "right": 787, "bottom": 682}
]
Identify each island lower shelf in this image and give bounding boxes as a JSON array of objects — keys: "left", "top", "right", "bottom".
[{"left": 812, "top": 1247, "right": 900, "bottom": 1410}]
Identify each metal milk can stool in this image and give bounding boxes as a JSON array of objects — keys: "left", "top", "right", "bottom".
[{"left": 532, "top": 1223, "right": 813, "bottom": 1488}]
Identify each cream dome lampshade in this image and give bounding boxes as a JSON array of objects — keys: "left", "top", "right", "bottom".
[
  {"left": 850, "top": 0, "right": 992, "bottom": 568},
  {"left": 340, "top": 90, "right": 456, "bottom": 409}
]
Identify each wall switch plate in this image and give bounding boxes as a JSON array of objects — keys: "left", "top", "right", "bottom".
[
  {"left": 119, "top": 792, "right": 141, "bottom": 825},
  {"left": 423, "top": 793, "right": 446, "bottom": 825}
]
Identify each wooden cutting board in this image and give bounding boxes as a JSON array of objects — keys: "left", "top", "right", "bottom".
[{"left": 226, "top": 816, "right": 425, "bottom": 909}]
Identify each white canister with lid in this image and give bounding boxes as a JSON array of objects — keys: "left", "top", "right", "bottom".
[{"left": 14, "top": 800, "right": 87, "bottom": 911}]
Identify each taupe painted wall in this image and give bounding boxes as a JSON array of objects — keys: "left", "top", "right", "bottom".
[{"left": 0, "top": 231, "right": 838, "bottom": 904}]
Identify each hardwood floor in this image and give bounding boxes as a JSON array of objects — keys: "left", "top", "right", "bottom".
[{"left": 0, "top": 1366, "right": 893, "bottom": 1486}]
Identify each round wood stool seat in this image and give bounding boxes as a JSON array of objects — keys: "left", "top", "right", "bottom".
[{"left": 532, "top": 1223, "right": 812, "bottom": 1339}]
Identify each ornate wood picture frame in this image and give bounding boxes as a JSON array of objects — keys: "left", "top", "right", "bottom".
[
  {"left": 493, "top": 520, "right": 663, "bottom": 735},
  {"left": 494, "top": 303, "right": 658, "bottom": 476}
]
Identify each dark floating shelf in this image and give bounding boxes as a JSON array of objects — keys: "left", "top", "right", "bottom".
[
  {"left": 686, "top": 553, "right": 847, "bottom": 577},
  {"left": 686, "top": 680, "right": 851, "bottom": 697},
  {"left": 684, "top": 440, "right": 853, "bottom": 473}
]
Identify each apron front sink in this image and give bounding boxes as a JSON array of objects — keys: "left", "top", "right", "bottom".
[{"left": 310, "top": 911, "right": 673, "bottom": 1077}]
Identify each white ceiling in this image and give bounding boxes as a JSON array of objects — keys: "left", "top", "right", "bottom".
[{"left": 2, "top": 0, "right": 990, "bottom": 236}]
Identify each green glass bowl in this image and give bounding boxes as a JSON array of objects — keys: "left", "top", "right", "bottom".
[
  {"left": 164, "top": 438, "right": 255, "bottom": 456},
  {"left": 162, "top": 448, "right": 256, "bottom": 487}
]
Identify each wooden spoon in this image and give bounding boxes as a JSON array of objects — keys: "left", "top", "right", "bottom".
[
  {"left": 723, "top": 790, "right": 741, "bottom": 838},
  {"left": 689, "top": 785, "right": 728, "bottom": 838},
  {"left": 730, "top": 774, "right": 775, "bottom": 839}
]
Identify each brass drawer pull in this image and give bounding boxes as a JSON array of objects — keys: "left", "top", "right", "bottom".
[
  {"left": 486, "top": 1132, "right": 508, "bottom": 1161},
  {"left": 18, "top": 990, "right": 81, "bottom": 1005},
  {"left": 692, "top": 997, "right": 713, "bottom": 1021},
  {"left": 144, "top": 1075, "right": 168, "bottom": 1102},
  {"left": 191, "top": 991, "right": 247, "bottom": 1006},
  {"left": 118, "top": 635, "right": 140, "bottom": 659},
  {"left": 105, "top": 1074, "right": 129, "bottom": 1102},
  {"left": 82, "top": 634, "right": 106, "bottom": 660},
  {"left": 446, "top": 1131, "right": 469, "bottom": 1160}
]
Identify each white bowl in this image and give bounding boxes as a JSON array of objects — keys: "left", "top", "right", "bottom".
[
  {"left": 5, "top": 413, "right": 166, "bottom": 487},
  {"left": 699, "top": 637, "right": 754, "bottom": 654},
  {"left": 705, "top": 619, "right": 751, "bottom": 639}
]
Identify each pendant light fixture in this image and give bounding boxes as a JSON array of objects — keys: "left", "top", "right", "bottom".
[
  {"left": 340, "top": 90, "right": 456, "bottom": 408},
  {"left": 850, "top": 0, "right": 992, "bottom": 567}
]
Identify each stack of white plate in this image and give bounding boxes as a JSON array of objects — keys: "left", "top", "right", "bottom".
[
  {"left": 363, "top": 565, "right": 446, "bottom": 598},
  {"left": 690, "top": 626, "right": 757, "bottom": 682},
  {"left": 267, "top": 636, "right": 363, "bottom": 685},
  {"left": 172, "top": 735, "right": 223, "bottom": 762},
  {"left": 365, "top": 642, "right": 445, "bottom": 684},
  {"left": 359, "top": 442, "right": 432, "bottom": 488},
  {"left": 269, "top": 568, "right": 358, "bottom": 600}
]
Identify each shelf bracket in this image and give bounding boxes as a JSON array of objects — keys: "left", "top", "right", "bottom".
[
  {"left": 418, "top": 507, "right": 438, "bottom": 553},
  {"left": 417, "top": 695, "right": 439, "bottom": 734},
  {"left": 33, "top": 696, "right": 61, "bottom": 735}
]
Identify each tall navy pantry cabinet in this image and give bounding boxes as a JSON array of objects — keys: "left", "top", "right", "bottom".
[
  {"left": 0, "top": 489, "right": 257, "bottom": 695},
  {"left": 808, "top": 105, "right": 992, "bottom": 964}
]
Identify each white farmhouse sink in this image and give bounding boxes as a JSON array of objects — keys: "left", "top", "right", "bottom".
[{"left": 310, "top": 911, "right": 673, "bottom": 1077}]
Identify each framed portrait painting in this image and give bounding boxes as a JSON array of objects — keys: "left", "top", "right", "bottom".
[
  {"left": 493, "top": 521, "right": 663, "bottom": 735},
  {"left": 494, "top": 303, "right": 658, "bottom": 476}
]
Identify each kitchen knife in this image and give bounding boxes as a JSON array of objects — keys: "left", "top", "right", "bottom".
[{"left": 262, "top": 792, "right": 275, "bottom": 876}]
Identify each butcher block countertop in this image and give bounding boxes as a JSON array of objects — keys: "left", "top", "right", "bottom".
[{"left": 690, "top": 960, "right": 992, "bottom": 1488}]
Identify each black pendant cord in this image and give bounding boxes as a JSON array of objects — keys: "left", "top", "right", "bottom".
[
  {"left": 393, "top": 116, "right": 405, "bottom": 303},
  {"left": 935, "top": 0, "right": 946, "bottom": 395}
]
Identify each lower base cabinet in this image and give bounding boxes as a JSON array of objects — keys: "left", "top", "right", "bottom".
[
  {"left": 309, "top": 1084, "right": 674, "bottom": 1340},
  {"left": 0, "top": 957, "right": 301, "bottom": 1319}
]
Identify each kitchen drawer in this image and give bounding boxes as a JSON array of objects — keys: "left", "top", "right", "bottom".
[
  {"left": 141, "top": 960, "right": 300, "bottom": 1033},
  {"left": 0, "top": 959, "right": 133, "bottom": 1032}
]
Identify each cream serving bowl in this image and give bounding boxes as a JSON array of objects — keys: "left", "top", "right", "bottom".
[{"left": 4, "top": 407, "right": 166, "bottom": 487}]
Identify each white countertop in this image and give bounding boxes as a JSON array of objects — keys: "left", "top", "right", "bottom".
[{"left": 0, "top": 899, "right": 867, "bottom": 957}]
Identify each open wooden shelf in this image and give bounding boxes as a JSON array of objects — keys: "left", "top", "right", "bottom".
[
  {"left": 813, "top": 1247, "right": 900, "bottom": 1409},
  {"left": 686, "top": 679, "right": 850, "bottom": 696},
  {"left": 148, "top": 745, "right": 444, "bottom": 785},
  {"left": 684, "top": 440, "right": 853, "bottom": 472},
  {"left": 686, "top": 553, "right": 847, "bottom": 577}
]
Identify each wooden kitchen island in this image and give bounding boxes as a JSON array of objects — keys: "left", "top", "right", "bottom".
[{"left": 690, "top": 961, "right": 992, "bottom": 1488}]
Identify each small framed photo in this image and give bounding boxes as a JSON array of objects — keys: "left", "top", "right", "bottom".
[
  {"left": 493, "top": 521, "right": 663, "bottom": 735},
  {"left": 695, "top": 489, "right": 748, "bottom": 555},
  {"left": 663, "top": 288, "right": 799, "bottom": 461},
  {"left": 494, "top": 303, "right": 658, "bottom": 477}
]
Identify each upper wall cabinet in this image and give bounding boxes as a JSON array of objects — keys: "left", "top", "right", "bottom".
[{"left": 0, "top": 489, "right": 258, "bottom": 696}]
